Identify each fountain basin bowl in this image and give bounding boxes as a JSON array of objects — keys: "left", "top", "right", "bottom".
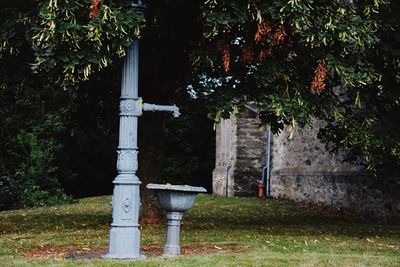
[{"left": 146, "top": 184, "right": 207, "bottom": 212}]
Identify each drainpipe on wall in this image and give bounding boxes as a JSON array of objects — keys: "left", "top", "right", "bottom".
[
  {"left": 261, "top": 126, "right": 272, "bottom": 197},
  {"left": 225, "top": 164, "right": 231, "bottom": 197}
]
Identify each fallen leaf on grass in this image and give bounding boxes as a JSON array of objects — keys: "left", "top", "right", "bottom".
[{"left": 22, "top": 244, "right": 248, "bottom": 259}]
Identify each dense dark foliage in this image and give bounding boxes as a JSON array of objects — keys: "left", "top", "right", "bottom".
[
  {"left": 0, "top": 0, "right": 211, "bottom": 210},
  {"left": 1, "top": 0, "right": 399, "bottom": 209},
  {"left": 192, "top": 0, "right": 400, "bottom": 181}
]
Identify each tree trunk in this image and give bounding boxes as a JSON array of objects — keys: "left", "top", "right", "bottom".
[
  {"left": 136, "top": 0, "right": 202, "bottom": 224},
  {"left": 137, "top": 113, "right": 166, "bottom": 224}
]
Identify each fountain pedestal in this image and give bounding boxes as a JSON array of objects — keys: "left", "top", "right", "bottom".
[
  {"left": 164, "top": 212, "right": 183, "bottom": 255},
  {"left": 146, "top": 184, "right": 207, "bottom": 256}
]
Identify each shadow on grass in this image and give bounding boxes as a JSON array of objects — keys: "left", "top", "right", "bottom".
[
  {"left": 185, "top": 196, "right": 400, "bottom": 238},
  {"left": 0, "top": 212, "right": 111, "bottom": 234},
  {"left": 1, "top": 195, "right": 399, "bottom": 241}
]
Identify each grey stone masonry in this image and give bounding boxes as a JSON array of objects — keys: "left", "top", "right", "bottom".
[
  {"left": 212, "top": 113, "right": 400, "bottom": 219},
  {"left": 270, "top": 170, "right": 400, "bottom": 220},
  {"left": 271, "top": 119, "right": 361, "bottom": 173},
  {"left": 270, "top": 120, "right": 400, "bottom": 220},
  {"left": 212, "top": 117, "right": 236, "bottom": 196},
  {"left": 233, "top": 117, "right": 267, "bottom": 196},
  {"left": 213, "top": 114, "right": 266, "bottom": 197}
]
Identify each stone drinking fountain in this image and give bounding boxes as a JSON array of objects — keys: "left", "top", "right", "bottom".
[{"left": 146, "top": 184, "right": 207, "bottom": 256}]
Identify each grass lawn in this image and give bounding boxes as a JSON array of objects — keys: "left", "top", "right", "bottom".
[{"left": 0, "top": 194, "right": 399, "bottom": 266}]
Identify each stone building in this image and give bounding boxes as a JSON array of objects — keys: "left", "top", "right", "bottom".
[
  {"left": 212, "top": 107, "right": 400, "bottom": 219},
  {"left": 212, "top": 108, "right": 267, "bottom": 197}
]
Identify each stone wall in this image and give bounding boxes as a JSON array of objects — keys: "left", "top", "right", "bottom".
[
  {"left": 270, "top": 120, "right": 400, "bottom": 219},
  {"left": 212, "top": 118, "right": 237, "bottom": 196},
  {"left": 270, "top": 171, "right": 400, "bottom": 220},
  {"left": 212, "top": 114, "right": 266, "bottom": 197},
  {"left": 212, "top": 114, "right": 400, "bottom": 219},
  {"left": 271, "top": 120, "right": 361, "bottom": 172},
  {"left": 233, "top": 117, "right": 266, "bottom": 196}
]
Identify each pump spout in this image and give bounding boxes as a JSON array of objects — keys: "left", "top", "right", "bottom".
[{"left": 142, "top": 103, "right": 180, "bottom": 117}]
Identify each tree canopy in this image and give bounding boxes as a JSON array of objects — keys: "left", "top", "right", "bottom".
[
  {"left": 0, "top": 0, "right": 399, "bottom": 209},
  {"left": 192, "top": 0, "right": 400, "bottom": 180}
]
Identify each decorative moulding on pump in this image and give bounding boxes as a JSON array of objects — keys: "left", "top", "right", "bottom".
[
  {"left": 119, "top": 98, "right": 143, "bottom": 116},
  {"left": 116, "top": 150, "right": 138, "bottom": 173}
]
